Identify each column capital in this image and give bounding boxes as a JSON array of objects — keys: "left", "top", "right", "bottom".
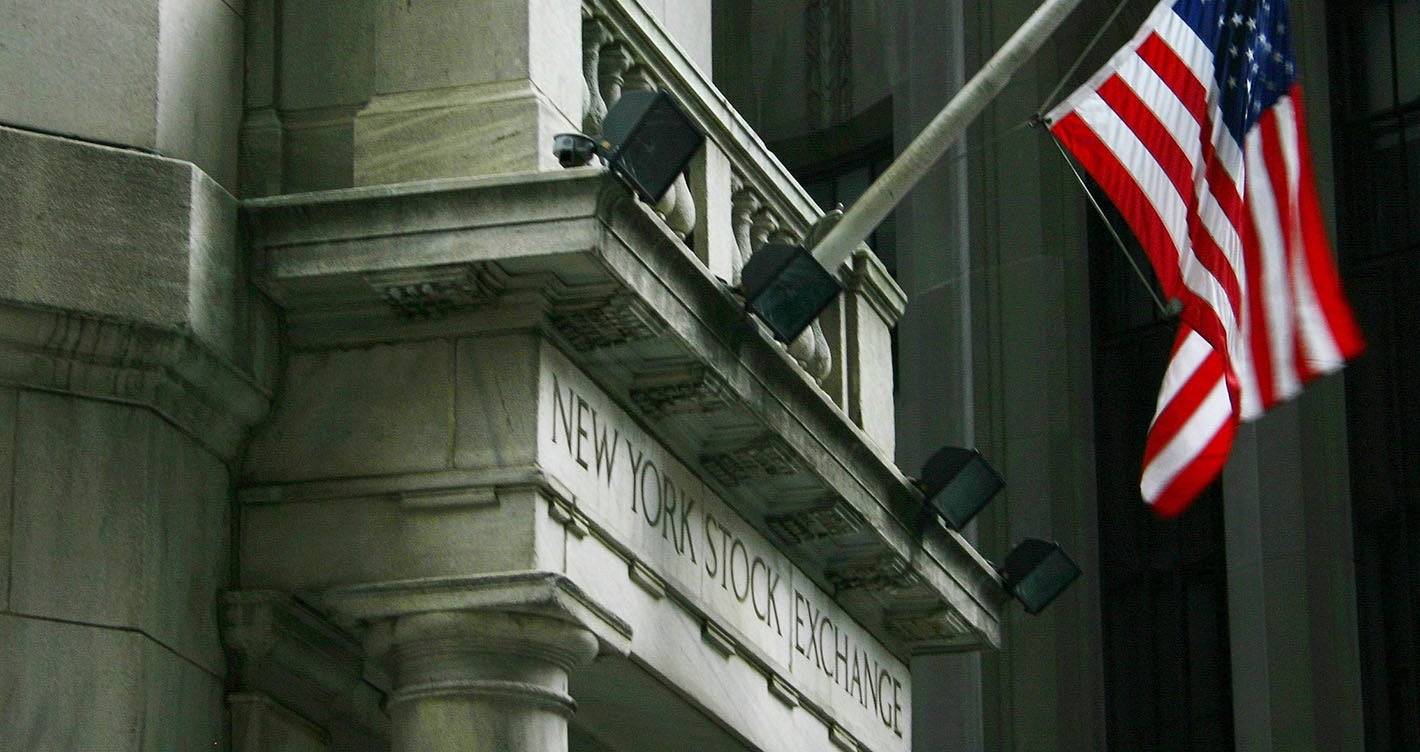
[
  {"left": 322, "top": 571, "right": 626, "bottom": 752},
  {"left": 321, "top": 570, "right": 633, "bottom": 659}
]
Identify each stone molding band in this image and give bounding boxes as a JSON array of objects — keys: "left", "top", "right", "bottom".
[
  {"left": 0, "top": 302, "right": 270, "bottom": 460},
  {"left": 387, "top": 679, "right": 578, "bottom": 716}
]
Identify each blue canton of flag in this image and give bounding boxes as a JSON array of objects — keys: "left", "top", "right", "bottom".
[{"left": 1175, "top": 0, "right": 1297, "bottom": 140}]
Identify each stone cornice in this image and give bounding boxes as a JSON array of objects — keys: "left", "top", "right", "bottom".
[{"left": 0, "top": 301, "right": 270, "bottom": 460}]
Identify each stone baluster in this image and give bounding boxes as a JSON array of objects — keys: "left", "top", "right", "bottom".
[
  {"left": 597, "top": 44, "right": 634, "bottom": 132},
  {"left": 729, "top": 178, "right": 760, "bottom": 285},
  {"left": 581, "top": 12, "right": 614, "bottom": 135},
  {"left": 740, "top": 205, "right": 831, "bottom": 381},
  {"left": 614, "top": 63, "right": 695, "bottom": 237},
  {"left": 749, "top": 206, "right": 777, "bottom": 254},
  {"left": 768, "top": 226, "right": 831, "bottom": 381}
]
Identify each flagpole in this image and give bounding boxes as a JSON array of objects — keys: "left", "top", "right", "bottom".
[{"left": 807, "top": 0, "right": 1085, "bottom": 271}]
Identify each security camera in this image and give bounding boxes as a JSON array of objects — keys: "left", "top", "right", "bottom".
[{"left": 552, "top": 133, "right": 597, "bottom": 168}]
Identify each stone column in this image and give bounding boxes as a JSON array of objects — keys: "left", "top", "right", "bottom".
[{"left": 379, "top": 610, "right": 598, "bottom": 752}]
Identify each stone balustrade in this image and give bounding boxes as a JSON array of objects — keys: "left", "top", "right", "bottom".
[{"left": 579, "top": 0, "right": 904, "bottom": 455}]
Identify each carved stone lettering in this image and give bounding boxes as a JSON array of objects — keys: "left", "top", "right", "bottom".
[{"left": 541, "top": 347, "right": 908, "bottom": 742}]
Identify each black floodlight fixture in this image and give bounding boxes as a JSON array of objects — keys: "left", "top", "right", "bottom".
[
  {"left": 999, "top": 538, "right": 1081, "bottom": 615},
  {"left": 740, "top": 243, "right": 843, "bottom": 343},
  {"left": 918, "top": 446, "right": 1004, "bottom": 531},
  {"left": 597, "top": 89, "right": 704, "bottom": 204}
]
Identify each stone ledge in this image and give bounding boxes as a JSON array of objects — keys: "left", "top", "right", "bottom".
[{"left": 221, "top": 591, "right": 389, "bottom": 741}]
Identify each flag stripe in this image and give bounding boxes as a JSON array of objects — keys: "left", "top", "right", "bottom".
[{"left": 1248, "top": 117, "right": 1300, "bottom": 405}]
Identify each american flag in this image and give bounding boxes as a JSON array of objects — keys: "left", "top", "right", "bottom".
[{"left": 1045, "top": 0, "right": 1363, "bottom": 516}]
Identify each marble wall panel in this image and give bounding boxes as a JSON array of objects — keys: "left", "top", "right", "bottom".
[
  {"left": 7, "top": 392, "right": 231, "bottom": 674},
  {"left": 243, "top": 341, "right": 455, "bottom": 483},
  {"left": 0, "top": 0, "right": 243, "bottom": 188},
  {"left": 278, "top": 0, "right": 375, "bottom": 111},
  {"left": 0, "top": 614, "right": 224, "bottom": 751},
  {"left": 0, "top": 389, "right": 14, "bottom": 611},
  {"left": 156, "top": 0, "right": 245, "bottom": 189},
  {"left": 454, "top": 334, "right": 540, "bottom": 471},
  {"left": 0, "top": 0, "right": 161, "bottom": 151}
]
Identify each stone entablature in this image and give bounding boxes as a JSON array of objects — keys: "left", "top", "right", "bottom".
[
  {"left": 541, "top": 344, "right": 911, "bottom": 747},
  {"left": 241, "top": 167, "right": 1006, "bottom": 749},
  {"left": 244, "top": 169, "right": 1004, "bottom": 653}
]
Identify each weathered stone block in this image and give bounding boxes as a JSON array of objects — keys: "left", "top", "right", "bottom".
[
  {"left": 0, "top": 0, "right": 161, "bottom": 151},
  {"left": 0, "top": 126, "right": 244, "bottom": 362},
  {"left": 349, "top": 0, "right": 583, "bottom": 184},
  {"left": 353, "top": 84, "right": 574, "bottom": 185}
]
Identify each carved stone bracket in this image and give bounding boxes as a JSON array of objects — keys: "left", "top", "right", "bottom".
[
  {"left": 628, "top": 365, "right": 734, "bottom": 417},
  {"left": 364, "top": 262, "right": 505, "bottom": 319},
  {"left": 883, "top": 607, "right": 974, "bottom": 646},
  {"left": 765, "top": 499, "right": 866, "bottom": 545},
  {"left": 550, "top": 292, "right": 666, "bottom": 351},
  {"left": 700, "top": 434, "right": 802, "bottom": 487},
  {"left": 825, "top": 553, "right": 920, "bottom": 592}
]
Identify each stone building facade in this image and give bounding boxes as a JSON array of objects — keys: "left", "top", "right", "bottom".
[{"left": 2, "top": 0, "right": 1416, "bottom": 751}]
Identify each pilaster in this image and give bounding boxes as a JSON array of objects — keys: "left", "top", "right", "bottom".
[{"left": 351, "top": 0, "right": 584, "bottom": 185}]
